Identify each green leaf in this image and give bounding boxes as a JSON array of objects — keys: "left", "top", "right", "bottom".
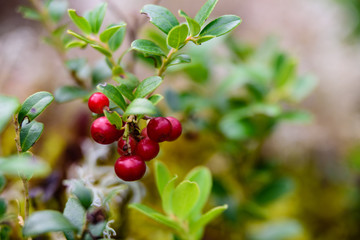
[
  {"left": 179, "top": 10, "right": 200, "bottom": 36},
  {"left": 129, "top": 203, "right": 183, "bottom": 233},
  {"left": 23, "top": 210, "right": 77, "bottom": 237},
  {"left": 104, "top": 110, "right": 123, "bottom": 130},
  {"left": 291, "top": 75, "right": 317, "bottom": 101},
  {"left": 131, "top": 39, "right": 166, "bottom": 57},
  {"left": 0, "top": 225, "right": 11, "bottom": 240},
  {"left": 18, "top": 91, "right": 54, "bottom": 125},
  {"left": 20, "top": 120, "right": 44, "bottom": 152},
  {"left": 134, "top": 76, "right": 162, "bottom": 98},
  {"left": 141, "top": 4, "right": 179, "bottom": 34},
  {"left": 185, "top": 167, "right": 212, "bottom": 218},
  {"left": 194, "top": 0, "right": 219, "bottom": 26},
  {"left": 195, "top": 35, "right": 215, "bottom": 44},
  {"left": 154, "top": 161, "right": 172, "bottom": 198},
  {"left": 68, "top": 9, "right": 92, "bottom": 35},
  {"left": 100, "top": 24, "right": 126, "bottom": 43},
  {"left": 48, "top": 0, "right": 68, "bottom": 22},
  {"left": 67, "top": 30, "right": 93, "bottom": 43},
  {"left": 0, "top": 198, "right": 7, "bottom": 218},
  {"left": 108, "top": 26, "right": 126, "bottom": 52},
  {"left": 190, "top": 205, "right": 227, "bottom": 234},
  {"left": 92, "top": 60, "right": 112, "bottom": 86},
  {"left": 0, "top": 95, "right": 20, "bottom": 133},
  {"left": 97, "top": 83, "right": 127, "bottom": 111},
  {"left": 172, "top": 180, "right": 200, "bottom": 220},
  {"left": 0, "top": 174, "right": 6, "bottom": 193},
  {"left": 90, "top": 44, "right": 112, "bottom": 57},
  {"left": 87, "top": 221, "right": 107, "bottom": 238},
  {"left": 279, "top": 110, "right": 312, "bottom": 123},
  {"left": 18, "top": 6, "right": 41, "bottom": 20},
  {"left": 200, "top": 15, "right": 241, "bottom": 37},
  {"left": 162, "top": 176, "right": 178, "bottom": 215},
  {"left": 167, "top": 24, "right": 188, "bottom": 49},
  {"left": 168, "top": 54, "right": 191, "bottom": 66},
  {"left": 122, "top": 73, "right": 140, "bottom": 91},
  {"left": 63, "top": 198, "right": 86, "bottom": 234},
  {"left": 85, "top": 3, "right": 107, "bottom": 34},
  {"left": 249, "top": 219, "right": 303, "bottom": 240},
  {"left": 123, "top": 98, "right": 157, "bottom": 118},
  {"left": 54, "top": 86, "right": 88, "bottom": 103},
  {"left": 253, "top": 178, "right": 294, "bottom": 206},
  {"left": 65, "top": 40, "right": 87, "bottom": 49},
  {"left": 0, "top": 155, "right": 50, "bottom": 178},
  {"left": 117, "top": 85, "right": 134, "bottom": 101},
  {"left": 148, "top": 94, "right": 164, "bottom": 105},
  {"left": 72, "top": 181, "right": 93, "bottom": 210}
]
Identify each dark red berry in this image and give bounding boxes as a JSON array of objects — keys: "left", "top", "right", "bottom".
[
  {"left": 114, "top": 155, "right": 146, "bottom": 181},
  {"left": 165, "top": 117, "right": 182, "bottom": 141},
  {"left": 91, "top": 117, "right": 123, "bottom": 144},
  {"left": 117, "top": 136, "right": 137, "bottom": 155},
  {"left": 147, "top": 117, "right": 172, "bottom": 142},
  {"left": 141, "top": 127, "right": 148, "bottom": 138},
  {"left": 135, "top": 138, "right": 159, "bottom": 161},
  {"left": 88, "top": 92, "right": 109, "bottom": 114}
]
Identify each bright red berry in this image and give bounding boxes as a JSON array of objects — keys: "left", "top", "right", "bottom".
[
  {"left": 147, "top": 117, "right": 172, "bottom": 142},
  {"left": 88, "top": 92, "right": 109, "bottom": 114},
  {"left": 165, "top": 117, "right": 182, "bottom": 141},
  {"left": 141, "top": 127, "right": 148, "bottom": 138},
  {"left": 114, "top": 155, "right": 146, "bottom": 181},
  {"left": 135, "top": 138, "right": 160, "bottom": 161},
  {"left": 117, "top": 136, "right": 137, "bottom": 155},
  {"left": 91, "top": 116, "right": 123, "bottom": 144}
]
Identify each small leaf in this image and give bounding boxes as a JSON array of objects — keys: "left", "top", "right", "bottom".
[
  {"left": 279, "top": 110, "right": 312, "bottom": 123},
  {"left": 122, "top": 73, "right": 140, "bottom": 91},
  {"left": 92, "top": 60, "right": 112, "bottom": 86},
  {"left": 134, "top": 76, "right": 162, "bottom": 98},
  {"left": 20, "top": 120, "right": 44, "bottom": 152},
  {"left": 72, "top": 181, "right": 93, "bottom": 210},
  {"left": 18, "top": 6, "right": 41, "bottom": 20},
  {"left": 117, "top": 85, "right": 134, "bottom": 101},
  {"left": 67, "top": 30, "right": 93, "bottom": 43},
  {"left": 0, "top": 198, "right": 7, "bottom": 218},
  {"left": 18, "top": 91, "right": 54, "bottom": 124},
  {"left": 195, "top": 35, "right": 215, "bottom": 44},
  {"left": 54, "top": 86, "right": 88, "bottom": 103},
  {"left": 0, "top": 155, "right": 50, "bottom": 178},
  {"left": 0, "top": 174, "right": 6, "bottom": 193},
  {"left": 179, "top": 10, "right": 200, "bottom": 36},
  {"left": 23, "top": 210, "right": 77, "bottom": 237},
  {"left": 168, "top": 54, "right": 191, "bottom": 66},
  {"left": 253, "top": 178, "right": 294, "bottom": 206},
  {"left": 162, "top": 176, "right": 178, "bottom": 215},
  {"left": 85, "top": 3, "right": 107, "bottom": 34},
  {"left": 172, "top": 180, "right": 200, "bottom": 220},
  {"left": 100, "top": 24, "right": 126, "bottom": 43},
  {"left": 108, "top": 26, "right": 126, "bottom": 52},
  {"left": 148, "top": 94, "right": 164, "bottom": 105},
  {"left": 154, "top": 161, "right": 172, "bottom": 198},
  {"left": 123, "top": 98, "right": 157, "bottom": 117},
  {"left": 291, "top": 75, "right": 317, "bottom": 101},
  {"left": 0, "top": 95, "right": 20, "bottom": 133},
  {"left": 48, "top": 0, "right": 68, "bottom": 22},
  {"left": 167, "top": 24, "right": 188, "bottom": 49},
  {"left": 131, "top": 39, "right": 166, "bottom": 57},
  {"left": 90, "top": 44, "right": 112, "bottom": 57},
  {"left": 190, "top": 205, "right": 228, "bottom": 234},
  {"left": 63, "top": 198, "right": 86, "bottom": 233},
  {"left": 200, "top": 15, "right": 242, "bottom": 37},
  {"left": 97, "top": 83, "right": 127, "bottom": 111},
  {"left": 104, "top": 110, "right": 123, "bottom": 130},
  {"left": 141, "top": 4, "right": 179, "bottom": 34},
  {"left": 65, "top": 40, "right": 87, "bottom": 49},
  {"left": 195, "top": 0, "right": 219, "bottom": 26},
  {"left": 68, "top": 9, "right": 92, "bottom": 35}
]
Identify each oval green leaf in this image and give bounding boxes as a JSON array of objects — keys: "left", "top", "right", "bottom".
[
  {"left": 68, "top": 9, "right": 92, "bottom": 35},
  {"left": 48, "top": 0, "right": 68, "bottom": 22},
  {"left": 63, "top": 198, "right": 86, "bottom": 236},
  {"left": 18, "top": 91, "right": 54, "bottom": 125},
  {"left": 100, "top": 24, "right": 126, "bottom": 43},
  {"left": 162, "top": 176, "right": 178, "bottom": 215},
  {"left": 200, "top": 15, "right": 242, "bottom": 37},
  {"left": 20, "top": 120, "right": 44, "bottom": 152},
  {"left": 85, "top": 3, "right": 107, "bottom": 34},
  {"left": 0, "top": 95, "right": 20, "bottom": 133},
  {"left": 123, "top": 98, "right": 156, "bottom": 118},
  {"left": 97, "top": 83, "right": 127, "bottom": 111},
  {"left": 141, "top": 4, "right": 179, "bottom": 34},
  {"left": 23, "top": 210, "right": 77, "bottom": 237},
  {"left": 117, "top": 85, "right": 134, "bottom": 101},
  {"left": 168, "top": 54, "right": 191, "bottom": 66},
  {"left": 195, "top": 0, "right": 219, "bottom": 26},
  {"left": 108, "top": 26, "right": 126, "bottom": 52},
  {"left": 90, "top": 44, "right": 112, "bottom": 57},
  {"left": 190, "top": 205, "right": 228, "bottom": 234},
  {"left": 0, "top": 198, "right": 6, "bottom": 218},
  {"left": 54, "top": 86, "right": 88, "bottom": 103},
  {"left": 148, "top": 94, "right": 164, "bottom": 105},
  {"left": 172, "top": 180, "right": 200, "bottom": 220},
  {"left": 65, "top": 40, "right": 87, "bottom": 49},
  {"left": 134, "top": 76, "right": 162, "bottom": 98},
  {"left": 67, "top": 30, "right": 93, "bottom": 43},
  {"left": 72, "top": 181, "right": 93, "bottom": 210},
  {"left": 131, "top": 39, "right": 166, "bottom": 57},
  {"left": 179, "top": 10, "right": 200, "bottom": 36},
  {"left": 167, "top": 24, "right": 189, "bottom": 49},
  {"left": 0, "top": 155, "right": 50, "bottom": 178},
  {"left": 154, "top": 161, "right": 172, "bottom": 198},
  {"left": 104, "top": 109, "right": 123, "bottom": 130}
]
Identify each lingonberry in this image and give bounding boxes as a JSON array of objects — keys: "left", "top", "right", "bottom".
[
  {"left": 91, "top": 116, "right": 123, "bottom": 144},
  {"left": 117, "top": 136, "right": 137, "bottom": 155},
  {"left": 147, "top": 117, "right": 172, "bottom": 142},
  {"left": 141, "top": 127, "right": 148, "bottom": 138},
  {"left": 165, "top": 117, "right": 182, "bottom": 141},
  {"left": 114, "top": 155, "right": 146, "bottom": 181},
  {"left": 135, "top": 138, "right": 160, "bottom": 161},
  {"left": 88, "top": 92, "right": 109, "bottom": 114}
]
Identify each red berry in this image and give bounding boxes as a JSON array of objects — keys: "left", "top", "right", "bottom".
[
  {"left": 147, "top": 117, "right": 172, "bottom": 142},
  {"left": 114, "top": 155, "right": 146, "bottom": 181},
  {"left": 117, "top": 136, "right": 137, "bottom": 155},
  {"left": 165, "top": 117, "right": 182, "bottom": 141},
  {"left": 91, "top": 117, "right": 123, "bottom": 144},
  {"left": 88, "top": 92, "right": 109, "bottom": 114},
  {"left": 135, "top": 138, "right": 159, "bottom": 161},
  {"left": 141, "top": 128, "right": 148, "bottom": 138}
]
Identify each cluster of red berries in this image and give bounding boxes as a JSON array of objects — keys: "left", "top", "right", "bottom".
[{"left": 88, "top": 92, "right": 182, "bottom": 181}]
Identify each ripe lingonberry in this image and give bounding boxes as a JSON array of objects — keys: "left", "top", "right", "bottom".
[
  {"left": 135, "top": 138, "right": 160, "bottom": 161},
  {"left": 147, "top": 117, "right": 172, "bottom": 142},
  {"left": 91, "top": 116, "right": 123, "bottom": 144},
  {"left": 141, "top": 127, "right": 148, "bottom": 138},
  {"left": 117, "top": 136, "right": 137, "bottom": 155},
  {"left": 88, "top": 92, "right": 109, "bottom": 114},
  {"left": 165, "top": 117, "right": 182, "bottom": 141},
  {"left": 114, "top": 155, "right": 146, "bottom": 181}
]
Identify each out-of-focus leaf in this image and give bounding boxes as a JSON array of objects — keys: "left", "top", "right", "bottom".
[
  {"left": 0, "top": 95, "right": 20, "bottom": 133},
  {"left": 54, "top": 86, "right": 88, "bottom": 103},
  {"left": 90, "top": 44, "right": 112, "bottom": 57},
  {"left": 134, "top": 76, "right": 162, "bottom": 98},
  {"left": 0, "top": 198, "right": 6, "bottom": 218},
  {"left": 67, "top": 30, "right": 93, "bottom": 43},
  {"left": 168, "top": 54, "right": 191, "bottom": 66},
  {"left": 0, "top": 155, "right": 50, "bottom": 178},
  {"left": 131, "top": 39, "right": 166, "bottom": 57},
  {"left": 190, "top": 205, "right": 227, "bottom": 234},
  {"left": 249, "top": 219, "right": 303, "bottom": 240},
  {"left": 72, "top": 181, "right": 93, "bottom": 210},
  {"left": 123, "top": 98, "right": 157, "bottom": 117},
  {"left": 253, "top": 177, "right": 294, "bottom": 206},
  {"left": 291, "top": 75, "right": 317, "bottom": 101},
  {"left": 0, "top": 174, "right": 6, "bottom": 193},
  {"left": 148, "top": 94, "right": 164, "bottom": 105},
  {"left": 141, "top": 4, "right": 179, "bottom": 34},
  {"left": 172, "top": 180, "right": 200, "bottom": 220},
  {"left": 20, "top": 119, "right": 44, "bottom": 152},
  {"left": 165, "top": 89, "right": 181, "bottom": 111},
  {"left": 167, "top": 24, "right": 188, "bottom": 49},
  {"left": 92, "top": 60, "right": 112, "bottom": 86},
  {"left": 0, "top": 225, "right": 11, "bottom": 240},
  {"left": 48, "top": 0, "right": 68, "bottom": 22},
  {"left": 200, "top": 15, "right": 242, "bottom": 37},
  {"left": 65, "top": 40, "right": 87, "bottom": 49},
  {"left": 68, "top": 9, "right": 92, "bottom": 35},
  {"left": 194, "top": 0, "right": 219, "bottom": 26},
  {"left": 63, "top": 198, "right": 85, "bottom": 235},
  {"left": 85, "top": 3, "right": 107, "bottom": 34},
  {"left": 279, "top": 110, "right": 312, "bottom": 123},
  {"left": 100, "top": 24, "right": 126, "bottom": 43},
  {"left": 108, "top": 25, "right": 126, "bottom": 52},
  {"left": 18, "top": 6, "right": 41, "bottom": 20},
  {"left": 18, "top": 91, "right": 54, "bottom": 124}
]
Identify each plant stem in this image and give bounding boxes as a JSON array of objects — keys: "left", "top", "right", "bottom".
[
  {"left": 22, "top": 178, "right": 30, "bottom": 221},
  {"left": 158, "top": 48, "right": 178, "bottom": 77}
]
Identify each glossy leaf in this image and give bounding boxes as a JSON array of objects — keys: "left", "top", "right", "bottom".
[
  {"left": 195, "top": 0, "right": 218, "bottom": 26},
  {"left": 54, "top": 86, "right": 88, "bottom": 103},
  {"left": 18, "top": 6, "right": 41, "bottom": 20},
  {"left": 72, "top": 181, "right": 93, "bottom": 210},
  {"left": 97, "top": 83, "right": 127, "bottom": 111},
  {"left": 167, "top": 24, "right": 188, "bottom": 49},
  {"left": 108, "top": 26, "right": 126, "bottom": 51},
  {"left": 172, "top": 180, "right": 200, "bottom": 220},
  {"left": 18, "top": 91, "right": 54, "bottom": 124},
  {"left": 117, "top": 85, "right": 134, "bottom": 101},
  {"left": 141, "top": 4, "right": 179, "bottom": 34},
  {"left": 90, "top": 44, "right": 112, "bottom": 57},
  {"left": 154, "top": 161, "right": 172, "bottom": 198},
  {"left": 85, "top": 3, "right": 107, "bottom": 34},
  {"left": 20, "top": 120, "right": 44, "bottom": 152},
  {"left": 68, "top": 9, "right": 92, "bottom": 35},
  {"left": 162, "top": 176, "right": 178, "bottom": 215},
  {"left": 23, "top": 210, "right": 77, "bottom": 237},
  {"left": 190, "top": 205, "right": 228, "bottom": 234},
  {"left": 0, "top": 155, "right": 50, "bottom": 178},
  {"left": 100, "top": 24, "right": 126, "bottom": 43},
  {"left": 123, "top": 98, "right": 157, "bottom": 117},
  {"left": 168, "top": 54, "right": 191, "bottom": 66},
  {"left": 195, "top": 35, "right": 215, "bottom": 44},
  {"left": 104, "top": 109, "right": 123, "bottom": 130},
  {"left": 48, "top": 0, "right": 68, "bottom": 22},
  {"left": 63, "top": 198, "right": 86, "bottom": 234},
  {"left": 148, "top": 94, "right": 164, "bottom": 105},
  {"left": 0, "top": 95, "right": 20, "bottom": 133},
  {"left": 65, "top": 40, "right": 87, "bottom": 49},
  {"left": 134, "top": 76, "right": 162, "bottom": 98},
  {"left": 0, "top": 174, "right": 6, "bottom": 193},
  {"left": 200, "top": 15, "right": 242, "bottom": 37},
  {"left": 131, "top": 39, "right": 166, "bottom": 57},
  {"left": 179, "top": 10, "right": 200, "bottom": 36}
]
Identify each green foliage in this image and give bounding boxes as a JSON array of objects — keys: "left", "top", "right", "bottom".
[
  {"left": 84, "top": 3, "right": 107, "bottom": 34},
  {"left": 141, "top": 4, "right": 179, "bottom": 34},
  {"left": 68, "top": 9, "right": 92, "bottom": 35},
  {"left": 63, "top": 198, "right": 86, "bottom": 234},
  {"left": 0, "top": 95, "right": 20, "bottom": 133},
  {"left": 72, "top": 181, "right": 93, "bottom": 210},
  {"left": 200, "top": 15, "right": 242, "bottom": 37},
  {"left": 195, "top": 0, "right": 219, "bottom": 26},
  {"left": 134, "top": 76, "right": 163, "bottom": 98},
  {"left": 97, "top": 83, "right": 127, "bottom": 111},
  {"left": 20, "top": 119, "right": 44, "bottom": 152},
  {"left": 0, "top": 155, "right": 50, "bottom": 178},
  {"left": 167, "top": 24, "right": 189, "bottom": 49},
  {"left": 104, "top": 110, "right": 123, "bottom": 130},
  {"left": 131, "top": 39, "right": 167, "bottom": 57},
  {"left": 54, "top": 86, "right": 89, "bottom": 103},
  {"left": 123, "top": 98, "right": 157, "bottom": 117}
]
